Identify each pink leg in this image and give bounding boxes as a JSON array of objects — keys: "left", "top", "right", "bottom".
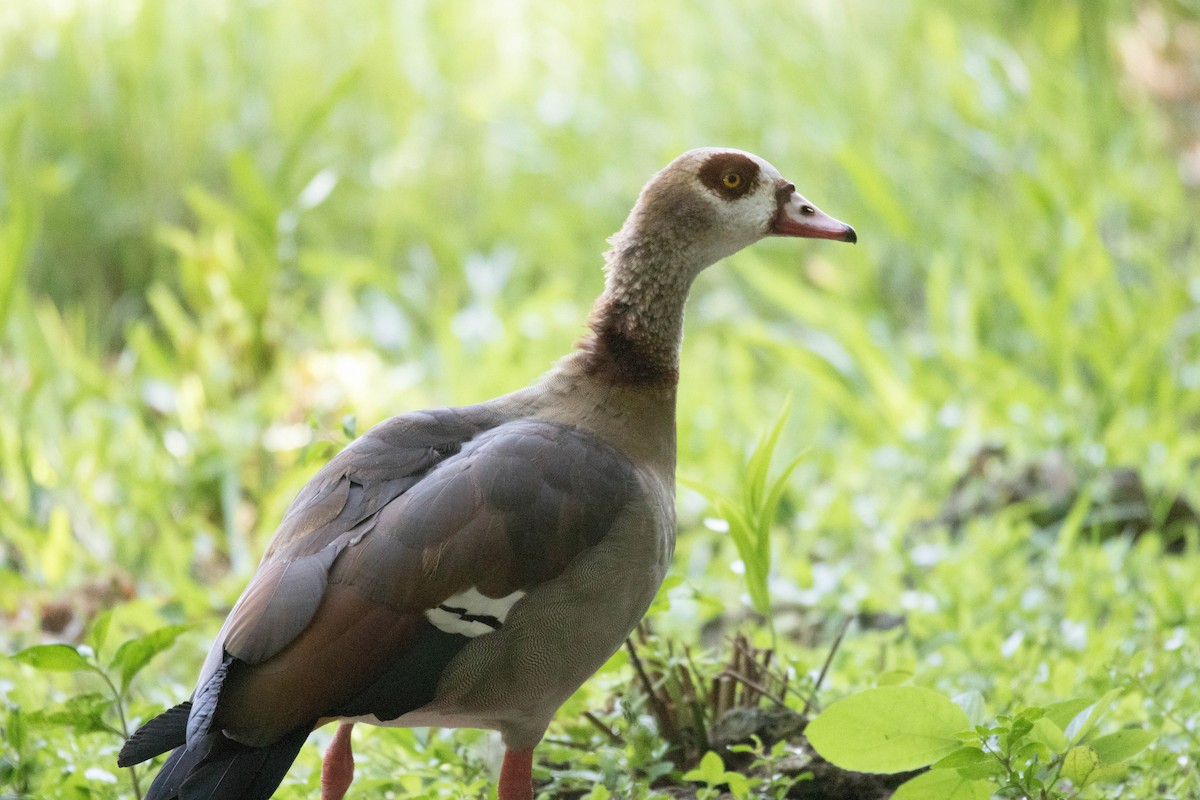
[
  {"left": 321, "top": 722, "right": 355, "bottom": 800},
  {"left": 498, "top": 748, "right": 534, "bottom": 800}
]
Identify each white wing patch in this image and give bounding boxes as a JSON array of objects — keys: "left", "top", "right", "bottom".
[{"left": 425, "top": 587, "right": 526, "bottom": 637}]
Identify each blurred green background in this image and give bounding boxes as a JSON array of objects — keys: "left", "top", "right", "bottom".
[{"left": 2, "top": 0, "right": 1199, "bottom": 797}]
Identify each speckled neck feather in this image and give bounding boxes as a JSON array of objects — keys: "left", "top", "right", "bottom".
[
  {"left": 567, "top": 149, "right": 774, "bottom": 389},
  {"left": 574, "top": 206, "right": 712, "bottom": 388}
]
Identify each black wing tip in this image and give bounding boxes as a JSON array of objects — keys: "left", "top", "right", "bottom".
[
  {"left": 119, "top": 701, "right": 193, "bottom": 768},
  {"left": 163, "top": 726, "right": 311, "bottom": 800}
]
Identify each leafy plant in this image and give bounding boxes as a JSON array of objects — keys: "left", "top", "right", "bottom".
[
  {"left": 806, "top": 686, "right": 971, "bottom": 773},
  {"left": 726, "top": 737, "right": 812, "bottom": 800},
  {"left": 807, "top": 684, "right": 1155, "bottom": 800},
  {"left": 683, "top": 738, "right": 812, "bottom": 800},
  {"left": 683, "top": 750, "right": 759, "bottom": 799},
  {"left": 683, "top": 399, "right": 805, "bottom": 633},
  {"left": 8, "top": 614, "right": 189, "bottom": 800}
]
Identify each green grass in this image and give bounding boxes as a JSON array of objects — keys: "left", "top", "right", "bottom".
[{"left": 1, "top": 0, "right": 1198, "bottom": 797}]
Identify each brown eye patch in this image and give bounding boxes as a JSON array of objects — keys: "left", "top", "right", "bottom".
[{"left": 698, "top": 152, "right": 760, "bottom": 199}]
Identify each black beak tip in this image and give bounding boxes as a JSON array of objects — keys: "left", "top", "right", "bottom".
[{"left": 842, "top": 225, "right": 858, "bottom": 245}]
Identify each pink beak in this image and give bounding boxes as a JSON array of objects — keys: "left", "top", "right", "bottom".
[{"left": 771, "top": 181, "right": 857, "bottom": 243}]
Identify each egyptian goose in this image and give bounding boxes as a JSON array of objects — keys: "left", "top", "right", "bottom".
[{"left": 118, "top": 148, "right": 856, "bottom": 800}]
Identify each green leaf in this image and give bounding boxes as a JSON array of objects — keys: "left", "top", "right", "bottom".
[
  {"left": 806, "top": 687, "right": 971, "bottom": 773},
  {"left": 684, "top": 398, "right": 803, "bottom": 624},
  {"left": 88, "top": 609, "right": 114, "bottom": 655},
  {"left": 679, "top": 749, "right": 758, "bottom": 796},
  {"left": 1061, "top": 745, "right": 1101, "bottom": 786},
  {"left": 725, "top": 772, "right": 753, "bottom": 798},
  {"left": 11, "top": 644, "right": 99, "bottom": 674},
  {"left": 1090, "top": 729, "right": 1152, "bottom": 764},
  {"left": 745, "top": 396, "right": 792, "bottom": 514},
  {"left": 109, "top": 625, "right": 191, "bottom": 693},
  {"left": 1085, "top": 763, "right": 1130, "bottom": 786},
  {"left": 683, "top": 751, "right": 728, "bottom": 787},
  {"left": 1027, "top": 716, "right": 1069, "bottom": 753},
  {"left": 1054, "top": 483, "right": 1095, "bottom": 555},
  {"left": 27, "top": 693, "right": 116, "bottom": 735},
  {"left": 877, "top": 670, "right": 913, "bottom": 686},
  {"left": 1007, "top": 716, "right": 1034, "bottom": 743},
  {"left": 930, "top": 747, "right": 987, "bottom": 770},
  {"left": 1013, "top": 740, "right": 1052, "bottom": 763},
  {"left": 952, "top": 691, "right": 987, "bottom": 727},
  {"left": 1064, "top": 688, "right": 1120, "bottom": 744},
  {"left": 1016, "top": 706, "right": 1046, "bottom": 722},
  {"left": 891, "top": 769, "right": 991, "bottom": 800},
  {"left": 1043, "top": 698, "right": 1093, "bottom": 731},
  {"left": 954, "top": 758, "right": 1006, "bottom": 781}
]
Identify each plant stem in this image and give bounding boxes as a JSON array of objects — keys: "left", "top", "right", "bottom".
[
  {"left": 581, "top": 711, "right": 624, "bottom": 745},
  {"left": 800, "top": 617, "right": 850, "bottom": 719},
  {"left": 625, "top": 638, "right": 679, "bottom": 748},
  {"left": 98, "top": 666, "right": 142, "bottom": 800},
  {"left": 720, "top": 670, "right": 788, "bottom": 709}
]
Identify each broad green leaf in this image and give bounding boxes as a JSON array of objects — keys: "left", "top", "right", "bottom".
[
  {"left": 952, "top": 691, "right": 987, "bottom": 727},
  {"left": 891, "top": 769, "right": 991, "bottom": 800},
  {"left": 806, "top": 687, "right": 971, "bottom": 773},
  {"left": 877, "top": 670, "right": 913, "bottom": 687},
  {"left": 682, "top": 751, "right": 727, "bottom": 787},
  {"left": 1064, "top": 688, "right": 1120, "bottom": 744},
  {"left": 109, "top": 625, "right": 191, "bottom": 693},
  {"left": 88, "top": 609, "right": 114, "bottom": 655},
  {"left": 931, "top": 747, "right": 987, "bottom": 770},
  {"left": 725, "top": 772, "right": 753, "bottom": 798},
  {"left": 1016, "top": 706, "right": 1046, "bottom": 722},
  {"left": 954, "top": 757, "right": 1006, "bottom": 781},
  {"left": 1028, "top": 716, "right": 1069, "bottom": 753},
  {"left": 1007, "top": 716, "right": 1034, "bottom": 742},
  {"left": 1084, "top": 763, "right": 1129, "bottom": 786},
  {"left": 1014, "top": 740, "right": 1052, "bottom": 763},
  {"left": 1061, "top": 745, "right": 1101, "bottom": 786},
  {"left": 12, "top": 644, "right": 98, "bottom": 674},
  {"left": 1043, "top": 698, "right": 1092, "bottom": 731},
  {"left": 1090, "top": 729, "right": 1153, "bottom": 764}
]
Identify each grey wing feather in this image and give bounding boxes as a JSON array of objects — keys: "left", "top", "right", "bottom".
[
  {"left": 189, "top": 410, "right": 638, "bottom": 747},
  {"left": 220, "top": 543, "right": 343, "bottom": 663},
  {"left": 194, "top": 408, "right": 486, "bottom": 692},
  {"left": 333, "top": 419, "right": 637, "bottom": 602}
]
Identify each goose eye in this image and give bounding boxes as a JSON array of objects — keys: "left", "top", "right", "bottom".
[{"left": 722, "top": 173, "right": 743, "bottom": 189}]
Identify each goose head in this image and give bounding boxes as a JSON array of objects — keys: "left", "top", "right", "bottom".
[
  {"left": 610, "top": 147, "right": 857, "bottom": 275},
  {"left": 582, "top": 148, "right": 857, "bottom": 388}
]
